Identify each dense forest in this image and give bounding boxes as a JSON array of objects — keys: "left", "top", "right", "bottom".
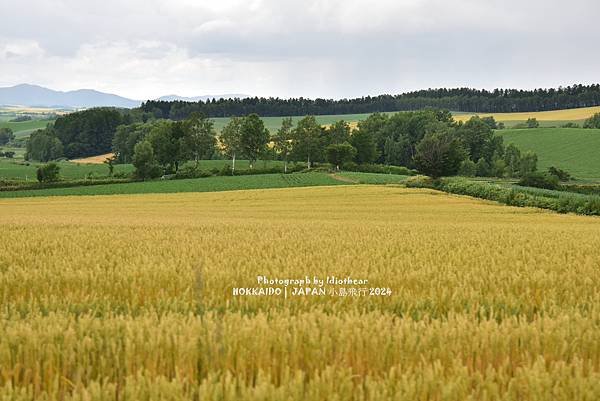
[{"left": 140, "top": 84, "right": 600, "bottom": 119}]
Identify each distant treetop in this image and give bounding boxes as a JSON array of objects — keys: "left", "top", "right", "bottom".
[{"left": 140, "top": 84, "right": 600, "bottom": 120}]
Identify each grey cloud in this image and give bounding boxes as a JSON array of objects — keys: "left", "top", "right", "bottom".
[{"left": 0, "top": 0, "right": 599, "bottom": 99}]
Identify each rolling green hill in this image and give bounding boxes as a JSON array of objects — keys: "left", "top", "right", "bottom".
[
  {"left": 498, "top": 128, "right": 600, "bottom": 180},
  {"left": 0, "top": 119, "right": 53, "bottom": 137}
]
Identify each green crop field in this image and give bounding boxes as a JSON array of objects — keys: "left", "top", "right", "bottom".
[
  {"left": 0, "top": 119, "right": 54, "bottom": 136},
  {"left": 0, "top": 159, "right": 287, "bottom": 181},
  {"left": 498, "top": 128, "right": 600, "bottom": 180},
  {"left": 0, "top": 159, "right": 133, "bottom": 181},
  {"left": 336, "top": 171, "right": 409, "bottom": 184},
  {"left": 0, "top": 172, "right": 347, "bottom": 198}
]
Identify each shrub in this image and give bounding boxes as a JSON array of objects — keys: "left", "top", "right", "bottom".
[
  {"left": 475, "top": 158, "right": 490, "bottom": 177},
  {"left": 490, "top": 158, "right": 506, "bottom": 178},
  {"left": 132, "top": 141, "right": 161, "bottom": 180},
  {"left": 113, "top": 171, "right": 132, "bottom": 179},
  {"left": 431, "top": 178, "right": 600, "bottom": 216},
  {"left": 219, "top": 164, "right": 233, "bottom": 176},
  {"left": 343, "top": 163, "right": 416, "bottom": 176},
  {"left": 526, "top": 118, "right": 540, "bottom": 128},
  {"left": 518, "top": 172, "right": 559, "bottom": 190},
  {"left": 548, "top": 166, "right": 571, "bottom": 181},
  {"left": 583, "top": 113, "right": 600, "bottom": 129},
  {"left": 458, "top": 159, "right": 476, "bottom": 177},
  {"left": 36, "top": 163, "right": 61, "bottom": 183},
  {"left": 405, "top": 175, "right": 435, "bottom": 188}
]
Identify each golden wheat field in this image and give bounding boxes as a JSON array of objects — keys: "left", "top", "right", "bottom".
[
  {"left": 452, "top": 105, "right": 600, "bottom": 123},
  {"left": 1, "top": 186, "right": 599, "bottom": 400}
]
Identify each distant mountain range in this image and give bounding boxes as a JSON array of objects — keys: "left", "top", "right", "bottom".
[{"left": 0, "top": 84, "right": 248, "bottom": 109}]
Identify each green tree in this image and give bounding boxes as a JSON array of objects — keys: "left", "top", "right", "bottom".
[
  {"left": 25, "top": 130, "right": 64, "bottom": 162},
  {"left": 291, "top": 116, "right": 323, "bottom": 169},
  {"left": 490, "top": 158, "right": 506, "bottom": 178},
  {"left": 481, "top": 116, "right": 498, "bottom": 130},
  {"left": 112, "top": 123, "right": 150, "bottom": 163},
  {"left": 414, "top": 129, "right": 466, "bottom": 178},
  {"left": 132, "top": 141, "right": 161, "bottom": 180},
  {"left": 104, "top": 156, "right": 116, "bottom": 177},
  {"left": 349, "top": 129, "right": 377, "bottom": 164},
  {"left": 240, "top": 114, "right": 270, "bottom": 169},
  {"left": 456, "top": 116, "right": 495, "bottom": 162},
  {"left": 519, "top": 151, "right": 538, "bottom": 176},
  {"left": 383, "top": 137, "right": 407, "bottom": 166},
  {"left": 36, "top": 163, "right": 60, "bottom": 183},
  {"left": 220, "top": 117, "right": 243, "bottom": 173},
  {"left": 475, "top": 157, "right": 490, "bottom": 177},
  {"left": 357, "top": 113, "right": 388, "bottom": 163},
  {"left": 147, "top": 121, "right": 185, "bottom": 173},
  {"left": 53, "top": 108, "right": 124, "bottom": 158},
  {"left": 0, "top": 127, "right": 14, "bottom": 145},
  {"left": 379, "top": 110, "right": 446, "bottom": 167},
  {"left": 503, "top": 144, "right": 522, "bottom": 178},
  {"left": 273, "top": 117, "right": 294, "bottom": 173},
  {"left": 183, "top": 113, "right": 216, "bottom": 166},
  {"left": 458, "top": 159, "right": 477, "bottom": 177},
  {"left": 327, "top": 120, "right": 351, "bottom": 145},
  {"left": 325, "top": 142, "right": 357, "bottom": 170}
]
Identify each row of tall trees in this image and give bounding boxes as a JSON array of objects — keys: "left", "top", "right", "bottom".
[
  {"left": 24, "top": 106, "right": 540, "bottom": 181},
  {"left": 127, "top": 110, "right": 539, "bottom": 180},
  {"left": 140, "top": 84, "right": 600, "bottom": 119},
  {"left": 122, "top": 113, "right": 218, "bottom": 178}
]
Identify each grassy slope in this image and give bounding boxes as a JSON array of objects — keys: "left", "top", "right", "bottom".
[
  {"left": 0, "top": 119, "right": 53, "bottom": 136},
  {"left": 498, "top": 128, "right": 600, "bottom": 180},
  {"left": 0, "top": 173, "right": 347, "bottom": 198},
  {"left": 210, "top": 113, "right": 399, "bottom": 132}
]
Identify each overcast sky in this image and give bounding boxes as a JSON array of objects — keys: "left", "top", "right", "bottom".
[{"left": 0, "top": 0, "right": 598, "bottom": 100}]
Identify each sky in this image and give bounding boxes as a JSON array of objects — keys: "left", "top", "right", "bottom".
[{"left": 0, "top": 0, "right": 599, "bottom": 100}]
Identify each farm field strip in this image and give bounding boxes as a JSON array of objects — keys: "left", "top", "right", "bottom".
[
  {"left": 0, "top": 172, "right": 346, "bottom": 198},
  {"left": 0, "top": 159, "right": 286, "bottom": 181},
  {"left": 453, "top": 105, "right": 600, "bottom": 123},
  {"left": 1, "top": 186, "right": 599, "bottom": 400}
]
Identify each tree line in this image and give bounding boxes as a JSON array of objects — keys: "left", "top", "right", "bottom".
[
  {"left": 22, "top": 104, "right": 549, "bottom": 183},
  {"left": 109, "top": 109, "right": 539, "bottom": 180},
  {"left": 140, "top": 84, "right": 600, "bottom": 119},
  {"left": 23, "top": 105, "right": 545, "bottom": 181}
]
